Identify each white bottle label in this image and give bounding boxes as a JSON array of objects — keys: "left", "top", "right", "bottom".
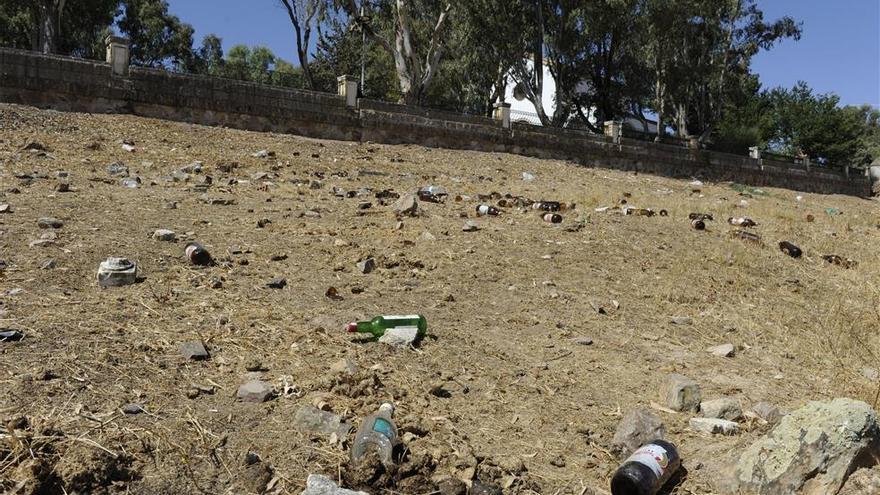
[
  {"left": 383, "top": 315, "right": 419, "bottom": 321},
  {"left": 625, "top": 444, "right": 669, "bottom": 479}
]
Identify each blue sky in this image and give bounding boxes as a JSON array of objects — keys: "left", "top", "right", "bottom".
[{"left": 167, "top": 0, "right": 880, "bottom": 107}]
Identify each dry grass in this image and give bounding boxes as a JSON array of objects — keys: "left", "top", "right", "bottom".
[{"left": 1, "top": 103, "right": 879, "bottom": 494}]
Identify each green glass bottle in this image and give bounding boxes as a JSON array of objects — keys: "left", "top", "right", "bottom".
[{"left": 346, "top": 314, "right": 427, "bottom": 339}]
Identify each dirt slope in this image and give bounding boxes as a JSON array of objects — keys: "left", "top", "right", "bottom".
[{"left": 1, "top": 104, "right": 879, "bottom": 494}]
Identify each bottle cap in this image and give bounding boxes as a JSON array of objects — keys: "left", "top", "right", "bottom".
[{"left": 345, "top": 322, "right": 358, "bottom": 333}]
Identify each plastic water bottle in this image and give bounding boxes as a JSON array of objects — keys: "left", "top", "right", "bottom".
[
  {"left": 350, "top": 403, "right": 398, "bottom": 467},
  {"left": 611, "top": 440, "right": 681, "bottom": 495}
]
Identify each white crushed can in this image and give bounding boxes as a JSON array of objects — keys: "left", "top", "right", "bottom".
[{"left": 97, "top": 257, "right": 137, "bottom": 287}]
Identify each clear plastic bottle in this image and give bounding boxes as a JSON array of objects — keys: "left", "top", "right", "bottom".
[{"left": 350, "top": 403, "right": 398, "bottom": 467}]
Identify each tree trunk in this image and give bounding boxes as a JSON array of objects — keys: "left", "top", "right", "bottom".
[{"left": 36, "top": 0, "right": 62, "bottom": 54}]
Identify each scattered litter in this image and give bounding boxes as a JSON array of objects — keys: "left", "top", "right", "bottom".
[
  {"left": 823, "top": 255, "right": 857, "bottom": 269},
  {"left": 728, "top": 217, "right": 757, "bottom": 227},
  {"left": 611, "top": 441, "right": 681, "bottom": 495},
  {"left": 350, "top": 403, "right": 398, "bottom": 467},
  {"left": 732, "top": 230, "right": 762, "bottom": 243},
  {"left": 522, "top": 172, "right": 535, "bottom": 181},
  {"left": 778, "top": 241, "right": 802, "bottom": 259},
  {"left": 0, "top": 330, "right": 24, "bottom": 342},
  {"left": 97, "top": 257, "right": 137, "bottom": 287},
  {"left": 825, "top": 207, "right": 841, "bottom": 216},
  {"left": 541, "top": 213, "right": 562, "bottom": 224},
  {"left": 185, "top": 242, "right": 213, "bottom": 266}
]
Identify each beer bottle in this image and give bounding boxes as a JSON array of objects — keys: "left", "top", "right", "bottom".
[
  {"left": 476, "top": 204, "right": 500, "bottom": 216},
  {"left": 610, "top": 440, "right": 681, "bottom": 495},
  {"left": 542, "top": 213, "right": 563, "bottom": 224},
  {"left": 185, "top": 242, "right": 213, "bottom": 266}
]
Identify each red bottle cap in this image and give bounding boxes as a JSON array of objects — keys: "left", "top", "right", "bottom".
[{"left": 345, "top": 322, "right": 358, "bottom": 333}]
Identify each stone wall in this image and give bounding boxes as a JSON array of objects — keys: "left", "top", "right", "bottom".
[{"left": 0, "top": 47, "right": 871, "bottom": 197}]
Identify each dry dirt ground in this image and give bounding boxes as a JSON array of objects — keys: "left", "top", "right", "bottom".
[{"left": 1, "top": 103, "right": 879, "bottom": 495}]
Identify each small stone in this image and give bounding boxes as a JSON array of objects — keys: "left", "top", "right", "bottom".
[
  {"left": 37, "top": 217, "right": 63, "bottom": 229},
  {"left": 309, "top": 179, "right": 323, "bottom": 190},
  {"left": 700, "top": 398, "right": 742, "bottom": 420},
  {"left": 689, "top": 417, "right": 739, "bottom": 435},
  {"left": 356, "top": 258, "right": 376, "bottom": 274},
  {"left": 270, "top": 254, "right": 288, "bottom": 262},
  {"left": 393, "top": 193, "right": 419, "bottom": 217},
  {"left": 378, "top": 326, "right": 420, "bottom": 347},
  {"left": 663, "top": 374, "right": 701, "bottom": 412},
  {"left": 670, "top": 316, "right": 693, "bottom": 325},
  {"left": 164, "top": 201, "right": 178, "bottom": 210},
  {"left": 257, "top": 218, "right": 271, "bottom": 228},
  {"left": 244, "top": 452, "right": 262, "bottom": 466},
  {"left": 303, "top": 209, "right": 321, "bottom": 218},
  {"left": 54, "top": 182, "right": 70, "bottom": 192},
  {"left": 708, "top": 343, "right": 735, "bottom": 357},
  {"left": 0, "top": 204, "right": 11, "bottom": 213},
  {"left": 40, "top": 259, "right": 56, "bottom": 270},
  {"left": 301, "top": 474, "right": 368, "bottom": 495},
  {"left": 462, "top": 220, "right": 479, "bottom": 232},
  {"left": 357, "top": 201, "right": 372, "bottom": 210},
  {"left": 252, "top": 150, "right": 273, "bottom": 158},
  {"left": 152, "top": 229, "right": 176, "bottom": 242},
  {"left": 30, "top": 239, "right": 55, "bottom": 248},
  {"left": 330, "top": 358, "right": 359, "bottom": 375},
  {"left": 186, "top": 388, "right": 200, "bottom": 399},
  {"left": 267, "top": 278, "right": 287, "bottom": 289},
  {"left": 180, "top": 341, "right": 209, "bottom": 361},
  {"left": 862, "top": 368, "right": 879, "bottom": 382},
  {"left": 237, "top": 380, "right": 274, "bottom": 403},
  {"left": 333, "top": 239, "right": 350, "bottom": 247},
  {"left": 394, "top": 221, "right": 404, "bottom": 230},
  {"left": 245, "top": 359, "right": 265, "bottom": 372},
  {"left": 437, "top": 477, "right": 467, "bottom": 495},
  {"left": 612, "top": 408, "right": 666, "bottom": 456},
  {"left": 752, "top": 401, "right": 784, "bottom": 424},
  {"left": 550, "top": 455, "right": 566, "bottom": 467},
  {"left": 121, "top": 403, "right": 144, "bottom": 415},
  {"left": 572, "top": 337, "right": 594, "bottom": 346},
  {"left": 421, "top": 231, "right": 436, "bottom": 241},
  {"left": 471, "top": 480, "right": 503, "bottom": 495}
]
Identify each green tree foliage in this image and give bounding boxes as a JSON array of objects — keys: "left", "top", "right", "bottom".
[
  {"left": 117, "top": 0, "right": 196, "bottom": 70},
  {"left": 0, "top": 0, "right": 117, "bottom": 57}
]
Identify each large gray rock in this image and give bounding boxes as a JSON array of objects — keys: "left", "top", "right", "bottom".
[
  {"left": 301, "top": 474, "right": 369, "bottom": 495},
  {"left": 663, "top": 374, "right": 701, "bottom": 412},
  {"left": 700, "top": 398, "right": 742, "bottom": 421},
  {"left": 732, "top": 398, "right": 880, "bottom": 495},
  {"left": 611, "top": 408, "right": 666, "bottom": 456}
]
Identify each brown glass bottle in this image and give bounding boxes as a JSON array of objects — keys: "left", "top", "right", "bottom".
[
  {"left": 185, "top": 242, "right": 213, "bottom": 266},
  {"left": 610, "top": 440, "right": 681, "bottom": 495}
]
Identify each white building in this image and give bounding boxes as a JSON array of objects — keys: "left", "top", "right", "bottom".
[{"left": 502, "top": 59, "right": 657, "bottom": 134}]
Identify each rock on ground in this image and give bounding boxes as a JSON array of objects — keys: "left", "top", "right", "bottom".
[
  {"left": 301, "top": 474, "right": 369, "bottom": 495},
  {"left": 378, "top": 326, "right": 420, "bottom": 347},
  {"left": 733, "top": 398, "right": 880, "bottom": 495},
  {"left": 663, "top": 374, "right": 701, "bottom": 412},
  {"left": 689, "top": 417, "right": 739, "bottom": 435},
  {"left": 708, "top": 343, "right": 735, "bottom": 357},
  {"left": 293, "top": 406, "right": 352, "bottom": 439},
  {"left": 700, "top": 398, "right": 742, "bottom": 421},
  {"left": 153, "top": 229, "right": 176, "bottom": 242},
  {"left": 612, "top": 408, "right": 666, "bottom": 457},
  {"left": 752, "top": 401, "right": 784, "bottom": 425},
  {"left": 237, "top": 380, "right": 274, "bottom": 403},
  {"left": 838, "top": 465, "right": 880, "bottom": 495},
  {"left": 393, "top": 194, "right": 418, "bottom": 217}
]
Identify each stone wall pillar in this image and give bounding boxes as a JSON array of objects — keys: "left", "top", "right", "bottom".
[
  {"left": 105, "top": 36, "right": 130, "bottom": 76},
  {"left": 493, "top": 102, "right": 511, "bottom": 129},
  {"left": 749, "top": 147, "right": 761, "bottom": 160},
  {"left": 604, "top": 120, "right": 622, "bottom": 144},
  {"left": 337, "top": 75, "right": 358, "bottom": 108}
]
